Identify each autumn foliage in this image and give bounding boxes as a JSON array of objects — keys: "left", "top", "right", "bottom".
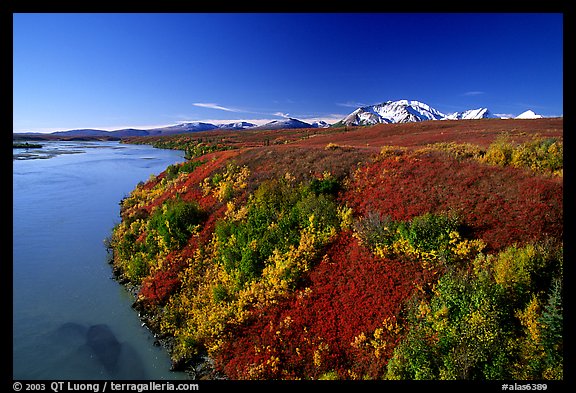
[
  {"left": 343, "top": 147, "right": 562, "bottom": 252},
  {"left": 216, "top": 231, "right": 438, "bottom": 379},
  {"left": 110, "top": 119, "right": 563, "bottom": 380}
]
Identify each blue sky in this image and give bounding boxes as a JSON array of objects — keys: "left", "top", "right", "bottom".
[{"left": 13, "top": 13, "right": 563, "bottom": 133}]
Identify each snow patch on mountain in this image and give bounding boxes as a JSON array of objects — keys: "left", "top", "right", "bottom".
[
  {"left": 515, "top": 110, "right": 543, "bottom": 119},
  {"left": 251, "top": 118, "right": 314, "bottom": 130},
  {"left": 155, "top": 122, "right": 219, "bottom": 133},
  {"left": 217, "top": 121, "right": 257, "bottom": 130},
  {"left": 311, "top": 120, "right": 330, "bottom": 128},
  {"left": 445, "top": 108, "right": 499, "bottom": 120}
]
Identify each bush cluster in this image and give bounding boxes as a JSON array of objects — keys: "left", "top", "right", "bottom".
[
  {"left": 155, "top": 173, "right": 347, "bottom": 364},
  {"left": 165, "top": 159, "right": 205, "bottom": 181},
  {"left": 355, "top": 211, "right": 484, "bottom": 267},
  {"left": 111, "top": 197, "right": 206, "bottom": 283},
  {"left": 147, "top": 198, "right": 205, "bottom": 249},
  {"left": 132, "top": 136, "right": 234, "bottom": 160},
  {"left": 479, "top": 135, "right": 563, "bottom": 176},
  {"left": 387, "top": 240, "right": 563, "bottom": 380},
  {"left": 214, "top": 177, "right": 341, "bottom": 289}
]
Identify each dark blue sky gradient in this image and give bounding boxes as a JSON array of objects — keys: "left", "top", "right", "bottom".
[{"left": 13, "top": 13, "right": 563, "bottom": 132}]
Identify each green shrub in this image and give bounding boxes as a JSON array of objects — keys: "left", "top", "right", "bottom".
[
  {"left": 387, "top": 239, "right": 563, "bottom": 380},
  {"left": 214, "top": 178, "right": 341, "bottom": 289},
  {"left": 354, "top": 211, "right": 400, "bottom": 250},
  {"left": 490, "top": 240, "right": 563, "bottom": 306},
  {"left": 386, "top": 326, "right": 438, "bottom": 380},
  {"left": 538, "top": 278, "right": 563, "bottom": 379},
  {"left": 355, "top": 212, "right": 476, "bottom": 266},
  {"left": 184, "top": 142, "right": 230, "bottom": 160},
  {"left": 165, "top": 160, "right": 205, "bottom": 181},
  {"left": 125, "top": 253, "right": 149, "bottom": 282},
  {"left": 398, "top": 212, "right": 460, "bottom": 253},
  {"left": 148, "top": 198, "right": 205, "bottom": 249},
  {"left": 386, "top": 269, "right": 511, "bottom": 380},
  {"left": 309, "top": 176, "right": 340, "bottom": 196},
  {"left": 212, "top": 284, "right": 231, "bottom": 303}
]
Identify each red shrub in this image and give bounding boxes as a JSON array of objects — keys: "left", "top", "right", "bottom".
[
  {"left": 215, "top": 232, "right": 438, "bottom": 379},
  {"left": 139, "top": 267, "right": 180, "bottom": 306},
  {"left": 341, "top": 152, "right": 562, "bottom": 251}
]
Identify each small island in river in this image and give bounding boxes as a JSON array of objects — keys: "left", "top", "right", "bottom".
[{"left": 13, "top": 142, "right": 43, "bottom": 149}]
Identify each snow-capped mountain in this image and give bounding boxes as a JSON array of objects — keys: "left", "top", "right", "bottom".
[
  {"left": 311, "top": 120, "right": 330, "bottom": 128},
  {"left": 250, "top": 118, "right": 333, "bottom": 130},
  {"left": 337, "top": 100, "right": 446, "bottom": 126},
  {"left": 251, "top": 118, "right": 314, "bottom": 130},
  {"left": 217, "top": 121, "right": 257, "bottom": 130},
  {"left": 151, "top": 122, "right": 219, "bottom": 134},
  {"left": 445, "top": 108, "right": 499, "bottom": 120},
  {"left": 515, "top": 110, "right": 543, "bottom": 119},
  {"left": 336, "top": 99, "right": 501, "bottom": 126},
  {"left": 150, "top": 121, "right": 257, "bottom": 133}
]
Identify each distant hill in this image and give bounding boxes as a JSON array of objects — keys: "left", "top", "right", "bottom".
[
  {"left": 250, "top": 118, "right": 314, "bottom": 130},
  {"left": 51, "top": 129, "right": 113, "bottom": 137},
  {"left": 146, "top": 122, "right": 219, "bottom": 135}
]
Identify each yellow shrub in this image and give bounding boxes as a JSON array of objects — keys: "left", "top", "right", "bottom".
[
  {"left": 516, "top": 295, "right": 542, "bottom": 343},
  {"left": 351, "top": 317, "right": 401, "bottom": 363}
]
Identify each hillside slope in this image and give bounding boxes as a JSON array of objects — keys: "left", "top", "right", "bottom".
[{"left": 110, "top": 118, "right": 563, "bottom": 380}]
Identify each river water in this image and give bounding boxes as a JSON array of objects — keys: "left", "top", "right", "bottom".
[{"left": 13, "top": 141, "right": 189, "bottom": 380}]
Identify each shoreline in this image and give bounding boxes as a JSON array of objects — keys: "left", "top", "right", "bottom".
[{"left": 107, "top": 254, "right": 224, "bottom": 380}]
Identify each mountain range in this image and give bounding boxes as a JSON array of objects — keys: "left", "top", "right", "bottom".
[
  {"left": 14, "top": 100, "right": 545, "bottom": 138},
  {"left": 334, "top": 100, "right": 504, "bottom": 126}
]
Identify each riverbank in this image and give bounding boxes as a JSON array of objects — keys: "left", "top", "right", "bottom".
[{"left": 107, "top": 256, "right": 222, "bottom": 380}]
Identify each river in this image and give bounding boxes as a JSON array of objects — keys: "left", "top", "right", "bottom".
[{"left": 13, "top": 140, "right": 189, "bottom": 380}]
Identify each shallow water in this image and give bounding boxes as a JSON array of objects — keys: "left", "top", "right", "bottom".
[{"left": 13, "top": 141, "right": 189, "bottom": 380}]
